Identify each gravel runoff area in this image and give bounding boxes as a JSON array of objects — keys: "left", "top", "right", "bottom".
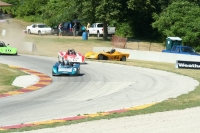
[{"left": 13, "top": 106, "right": 200, "bottom": 133}]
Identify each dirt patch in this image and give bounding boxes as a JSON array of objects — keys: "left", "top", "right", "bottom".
[{"left": 0, "top": 18, "right": 31, "bottom": 51}]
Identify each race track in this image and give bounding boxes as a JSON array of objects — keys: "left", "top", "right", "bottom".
[{"left": 0, "top": 55, "right": 198, "bottom": 126}]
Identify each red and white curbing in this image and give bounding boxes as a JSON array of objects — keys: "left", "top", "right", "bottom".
[
  {"left": 0, "top": 66, "right": 52, "bottom": 98},
  {"left": 0, "top": 102, "right": 157, "bottom": 131}
]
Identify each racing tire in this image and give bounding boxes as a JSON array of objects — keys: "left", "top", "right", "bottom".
[
  {"left": 120, "top": 56, "right": 126, "bottom": 61},
  {"left": 52, "top": 71, "right": 56, "bottom": 76},
  {"left": 27, "top": 30, "right": 31, "bottom": 34},
  {"left": 98, "top": 54, "right": 104, "bottom": 60},
  {"left": 38, "top": 31, "right": 42, "bottom": 35},
  {"left": 76, "top": 70, "right": 80, "bottom": 76}
]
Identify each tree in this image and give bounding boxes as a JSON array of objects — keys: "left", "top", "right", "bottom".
[
  {"left": 41, "top": 0, "right": 72, "bottom": 26},
  {"left": 2, "top": 0, "right": 49, "bottom": 22},
  {"left": 152, "top": 1, "right": 200, "bottom": 47},
  {"left": 127, "top": 0, "right": 162, "bottom": 40}
]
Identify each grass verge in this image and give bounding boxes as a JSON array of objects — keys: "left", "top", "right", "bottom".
[{"left": 0, "top": 64, "right": 26, "bottom": 93}]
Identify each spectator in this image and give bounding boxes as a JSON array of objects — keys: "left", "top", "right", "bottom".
[
  {"left": 86, "top": 22, "right": 90, "bottom": 31},
  {"left": 81, "top": 25, "right": 86, "bottom": 32},
  {"left": 58, "top": 23, "right": 62, "bottom": 37},
  {"left": 73, "top": 22, "right": 77, "bottom": 37}
]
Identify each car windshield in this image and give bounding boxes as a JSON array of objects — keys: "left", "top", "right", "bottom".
[
  {"left": 97, "top": 24, "right": 103, "bottom": 27},
  {"left": 38, "top": 24, "right": 49, "bottom": 28},
  {"left": 181, "top": 47, "right": 195, "bottom": 53}
]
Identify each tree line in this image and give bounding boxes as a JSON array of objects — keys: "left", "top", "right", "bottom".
[{"left": 2, "top": 0, "right": 200, "bottom": 50}]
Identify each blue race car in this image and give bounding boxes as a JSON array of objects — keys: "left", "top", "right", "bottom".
[{"left": 52, "top": 61, "right": 80, "bottom": 76}]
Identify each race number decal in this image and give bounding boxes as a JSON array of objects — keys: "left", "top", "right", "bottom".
[{"left": 5, "top": 49, "right": 11, "bottom": 52}]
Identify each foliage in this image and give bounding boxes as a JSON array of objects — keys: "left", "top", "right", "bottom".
[
  {"left": 152, "top": 1, "right": 200, "bottom": 47},
  {"left": 127, "top": 0, "right": 162, "bottom": 39},
  {"left": 194, "top": 46, "right": 200, "bottom": 52},
  {"left": 2, "top": 0, "right": 200, "bottom": 45},
  {"left": 115, "top": 22, "right": 134, "bottom": 38},
  {"left": 0, "top": 64, "right": 25, "bottom": 93}
]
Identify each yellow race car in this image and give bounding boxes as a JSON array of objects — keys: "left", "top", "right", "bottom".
[{"left": 85, "top": 48, "right": 129, "bottom": 61}]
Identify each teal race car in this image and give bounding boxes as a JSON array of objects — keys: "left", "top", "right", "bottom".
[
  {"left": 0, "top": 41, "right": 17, "bottom": 55},
  {"left": 52, "top": 61, "right": 80, "bottom": 76}
]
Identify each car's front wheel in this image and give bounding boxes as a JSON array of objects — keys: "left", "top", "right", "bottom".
[
  {"left": 76, "top": 69, "right": 80, "bottom": 76},
  {"left": 98, "top": 54, "right": 104, "bottom": 60},
  {"left": 52, "top": 71, "right": 56, "bottom": 76},
  {"left": 120, "top": 56, "right": 126, "bottom": 61}
]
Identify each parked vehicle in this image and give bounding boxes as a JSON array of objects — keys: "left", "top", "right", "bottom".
[
  {"left": 26, "top": 23, "right": 52, "bottom": 35},
  {"left": 87, "top": 23, "right": 116, "bottom": 37},
  {"left": 162, "top": 45, "right": 200, "bottom": 55},
  {"left": 162, "top": 37, "right": 200, "bottom": 55}
]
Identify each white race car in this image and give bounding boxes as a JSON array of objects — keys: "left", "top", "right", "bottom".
[{"left": 58, "top": 49, "right": 85, "bottom": 63}]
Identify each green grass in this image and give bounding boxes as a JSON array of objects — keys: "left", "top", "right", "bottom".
[{"left": 0, "top": 64, "right": 26, "bottom": 93}]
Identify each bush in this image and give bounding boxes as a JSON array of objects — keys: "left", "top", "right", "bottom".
[{"left": 194, "top": 46, "right": 200, "bottom": 52}]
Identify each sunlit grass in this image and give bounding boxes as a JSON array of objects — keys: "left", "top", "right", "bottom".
[{"left": 0, "top": 64, "right": 26, "bottom": 93}]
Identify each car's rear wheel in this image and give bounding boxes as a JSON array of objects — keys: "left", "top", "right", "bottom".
[
  {"left": 121, "top": 56, "right": 126, "bottom": 61},
  {"left": 76, "top": 69, "right": 80, "bottom": 76},
  {"left": 98, "top": 54, "right": 104, "bottom": 60}
]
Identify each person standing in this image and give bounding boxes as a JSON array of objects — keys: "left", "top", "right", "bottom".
[
  {"left": 81, "top": 24, "right": 86, "bottom": 32},
  {"left": 86, "top": 22, "right": 90, "bottom": 32},
  {"left": 58, "top": 23, "right": 62, "bottom": 37},
  {"left": 73, "top": 22, "right": 77, "bottom": 37}
]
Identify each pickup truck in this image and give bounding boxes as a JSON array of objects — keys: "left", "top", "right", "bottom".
[
  {"left": 26, "top": 23, "right": 52, "bottom": 35},
  {"left": 87, "top": 23, "right": 115, "bottom": 37},
  {"left": 162, "top": 45, "right": 200, "bottom": 56}
]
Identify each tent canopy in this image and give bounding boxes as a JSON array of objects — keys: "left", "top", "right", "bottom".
[{"left": 0, "top": 1, "right": 12, "bottom": 7}]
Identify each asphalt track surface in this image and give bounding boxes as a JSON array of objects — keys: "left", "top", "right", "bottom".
[{"left": 0, "top": 55, "right": 198, "bottom": 130}]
